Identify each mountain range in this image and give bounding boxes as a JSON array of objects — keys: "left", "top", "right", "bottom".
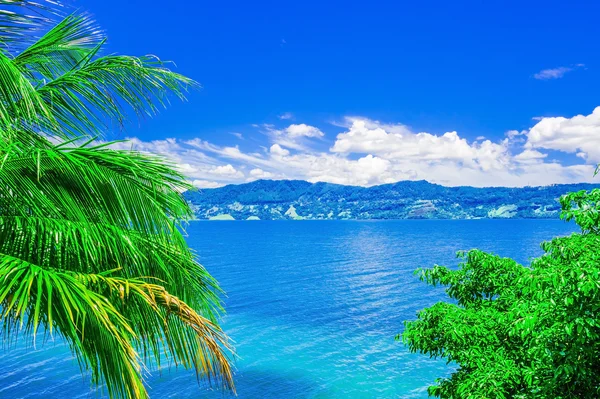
[{"left": 183, "top": 179, "right": 599, "bottom": 220}]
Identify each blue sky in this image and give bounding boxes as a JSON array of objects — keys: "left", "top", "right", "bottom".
[{"left": 79, "top": 0, "right": 600, "bottom": 187}]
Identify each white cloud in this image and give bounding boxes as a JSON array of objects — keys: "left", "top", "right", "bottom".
[
  {"left": 260, "top": 123, "right": 324, "bottom": 151},
  {"left": 331, "top": 118, "right": 510, "bottom": 172},
  {"left": 109, "top": 110, "right": 600, "bottom": 189},
  {"left": 211, "top": 164, "right": 243, "bottom": 177},
  {"left": 533, "top": 64, "right": 584, "bottom": 80},
  {"left": 192, "top": 180, "right": 224, "bottom": 189},
  {"left": 506, "top": 130, "right": 527, "bottom": 139},
  {"left": 186, "top": 139, "right": 272, "bottom": 169},
  {"left": 314, "top": 154, "right": 393, "bottom": 186},
  {"left": 525, "top": 106, "right": 600, "bottom": 162},
  {"left": 230, "top": 132, "right": 243, "bottom": 139},
  {"left": 270, "top": 144, "right": 290, "bottom": 156},
  {"left": 106, "top": 137, "right": 247, "bottom": 185},
  {"left": 106, "top": 137, "right": 221, "bottom": 176},
  {"left": 534, "top": 67, "right": 572, "bottom": 80},
  {"left": 514, "top": 149, "right": 547, "bottom": 164},
  {"left": 249, "top": 168, "right": 275, "bottom": 179},
  {"left": 278, "top": 112, "right": 294, "bottom": 120},
  {"left": 285, "top": 124, "right": 324, "bottom": 138}
]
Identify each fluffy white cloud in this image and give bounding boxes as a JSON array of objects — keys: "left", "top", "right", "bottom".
[
  {"left": 270, "top": 144, "right": 290, "bottom": 156},
  {"left": 514, "top": 149, "right": 547, "bottom": 164},
  {"left": 304, "top": 154, "right": 394, "bottom": 186},
  {"left": 261, "top": 123, "right": 324, "bottom": 151},
  {"left": 211, "top": 164, "right": 243, "bottom": 177},
  {"left": 192, "top": 180, "right": 224, "bottom": 189},
  {"left": 331, "top": 118, "right": 510, "bottom": 171},
  {"left": 249, "top": 168, "right": 275, "bottom": 179},
  {"left": 107, "top": 109, "right": 600, "bottom": 189},
  {"left": 525, "top": 107, "right": 600, "bottom": 162},
  {"left": 285, "top": 124, "right": 324, "bottom": 138}
]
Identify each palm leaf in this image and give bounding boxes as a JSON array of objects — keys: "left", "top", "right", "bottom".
[
  {"left": 0, "top": 2, "right": 234, "bottom": 398},
  {"left": 14, "top": 13, "right": 103, "bottom": 80},
  {"left": 38, "top": 54, "right": 198, "bottom": 137},
  {"left": 74, "top": 273, "right": 235, "bottom": 390},
  {"left": 0, "top": 49, "right": 54, "bottom": 134},
  {"left": 0, "top": 1, "right": 64, "bottom": 51},
  {"left": 0, "top": 255, "right": 146, "bottom": 399}
]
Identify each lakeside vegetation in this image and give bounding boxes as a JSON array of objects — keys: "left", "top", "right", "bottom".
[
  {"left": 401, "top": 187, "right": 600, "bottom": 397},
  {"left": 0, "top": 1, "right": 233, "bottom": 398}
]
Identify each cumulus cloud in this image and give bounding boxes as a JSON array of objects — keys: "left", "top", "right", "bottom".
[
  {"left": 514, "top": 149, "right": 547, "bottom": 164},
  {"left": 525, "top": 106, "right": 600, "bottom": 162},
  {"left": 192, "top": 180, "right": 224, "bottom": 189},
  {"left": 285, "top": 124, "right": 324, "bottom": 138},
  {"left": 249, "top": 168, "right": 275, "bottom": 179},
  {"left": 261, "top": 123, "right": 324, "bottom": 151},
  {"left": 211, "top": 164, "right": 243, "bottom": 177},
  {"left": 331, "top": 118, "right": 511, "bottom": 172},
  {"left": 107, "top": 109, "right": 600, "bottom": 188},
  {"left": 270, "top": 144, "right": 290, "bottom": 156}
]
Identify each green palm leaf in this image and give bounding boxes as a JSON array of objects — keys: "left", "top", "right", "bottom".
[
  {"left": 0, "top": 255, "right": 145, "bottom": 399},
  {"left": 14, "top": 13, "right": 103, "bottom": 80},
  {"left": 0, "top": 2, "right": 234, "bottom": 398},
  {"left": 0, "top": 1, "right": 58, "bottom": 48},
  {"left": 38, "top": 54, "right": 197, "bottom": 136}
]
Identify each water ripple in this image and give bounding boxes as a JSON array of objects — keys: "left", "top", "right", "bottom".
[{"left": 0, "top": 220, "right": 577, "bottom": 398}]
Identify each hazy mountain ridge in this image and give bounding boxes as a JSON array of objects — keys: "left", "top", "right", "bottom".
[{"left": 183, "top": 180, "right": 600, "bottom": 220}]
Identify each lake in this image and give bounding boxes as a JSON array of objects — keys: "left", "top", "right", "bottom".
[{"left": 0, "top": 220, "right": 578, "bottom": 398}]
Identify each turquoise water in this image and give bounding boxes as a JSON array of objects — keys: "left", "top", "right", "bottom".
[{"left": 0, "top": 220, "right": 578, "bottom": 398}]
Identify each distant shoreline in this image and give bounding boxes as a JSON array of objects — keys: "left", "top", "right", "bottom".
[
  {"left": 189, "top": 217, "right": 570, "bottom": 222},
  {"left": 184, "top": 179, "right": 598, "bottom": 221}
]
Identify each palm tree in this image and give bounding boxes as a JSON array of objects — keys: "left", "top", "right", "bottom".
[{"left": 0, "top": 1, "right": 234, "bottom": 398}]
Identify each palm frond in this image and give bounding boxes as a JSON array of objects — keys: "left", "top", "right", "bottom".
[
  {"left": 0, "top": 49, "right": 54, "bottom": 135},
  {"left": 0, "top": 254, "right": 146, "bottom": 399},
  {"left": 0, "top": 137, "right": 233, "bottom": 397},
  {"left": 14, "top": 13, "right": 103, "bottom": 80},
  {"left": 38, "top": 54, "right": 198, "bottom": 136},
  {"left": 74, "top": 273, "right": 235, "bottom": 391},
  {"left": 0, "top": 2, "right": 232, "bottom": 397},
  {"left": 0, "top": 1, "right": 62, "bottom": 49}
]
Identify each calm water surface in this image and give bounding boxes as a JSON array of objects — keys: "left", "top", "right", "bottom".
[{"left": 0, "top": 220, "right": 578, "bottom": 398}]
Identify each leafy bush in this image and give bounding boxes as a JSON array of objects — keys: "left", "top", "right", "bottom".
[{"left": 401, "top": 189, "right": 600, "bottom": 398}]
